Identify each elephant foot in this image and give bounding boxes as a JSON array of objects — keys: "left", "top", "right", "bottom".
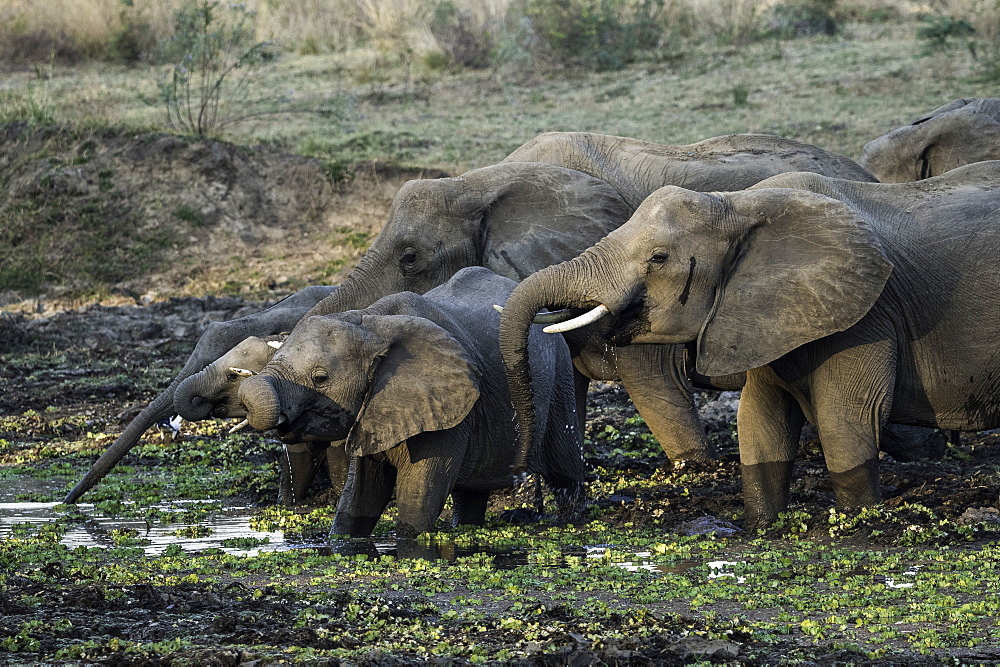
[
  {"left": 330, "top": 513, "right": 381, "bottom": 538},
  {"left": 828, "top": 459, "right": 882, "bottom": 510},
  {"left": 740, "top": 459, "right": 794, "bottom": 532}
]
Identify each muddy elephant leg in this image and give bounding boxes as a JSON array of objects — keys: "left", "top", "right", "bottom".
[
  {"left": 331, "top": 455, "right": 397, "bottom": 538},
  {"left": 810, "top": 353, "right": 892, "bottom": 513},
  {"left": 390, "top": 433, "right": 465, "bottom": 538},
  {"left": 325, "top": 443, "right": 350, "bottom": 501},
  {"left": 278, "top": 442, "right": 332, "bottom": 505},
  {"left": 738, "top": 368, "right": 806, "bottom": 532},
  {"left": 616, "top": 344, "right": 716, "bottom": 463},
  {"left": 451, "top": 489, "right": 490, "bottom": 527}
]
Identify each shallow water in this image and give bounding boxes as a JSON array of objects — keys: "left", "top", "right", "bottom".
[{"left": 0, "top": 502, "right": 298, "bottom": 556}]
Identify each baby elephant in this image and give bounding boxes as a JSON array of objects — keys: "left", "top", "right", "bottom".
[{"left": 238, "top": 267, "right": 586, "bottom": 538}]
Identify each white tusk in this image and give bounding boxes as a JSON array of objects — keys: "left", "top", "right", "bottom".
[
  {"left": 267, "top": 341, "right": 282, "bottom": 349},
  {"left": 492, "top": 304, "right": 504, "bottom": 313},
  {"left": 229, "top": 367, "right": 257, "bottom": 377},
  {"left": 543, "top": 304, "right": 611, "bottom": 333},
  {"left": 229, "top": 419, "right": 249, "bottom": 434},
  {"left": 275, "top": 415, "right": 286, "bottom": 426}
]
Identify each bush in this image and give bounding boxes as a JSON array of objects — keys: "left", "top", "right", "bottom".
[
  {"left": 916, "top": 14, "right": 974, "bottom": 52},
  {"left": 523, "top": 0, "right": 665, "bottom": 71},
  {"left": 766, "top": 0, "right": 839, "bottom": 38},
  {"left": 157, "top": 0, "right": 274, "bottom": 136},
  {"left": 429, "top": 0, "right": 495, "bottom": 69}
]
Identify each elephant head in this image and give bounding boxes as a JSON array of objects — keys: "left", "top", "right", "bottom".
[
  {"left": 859, "top": 98, "right": 1000, "bottom": 182},
  {"left": 302, "top": 162, "right": 629, "bottom": 322},
  {"left": 499, "top": 185, "right": 893, "bottom": 468},
  {"left": 62, "top": 286, "right": 336, "bottom": 504},
  {"left": 173, "top": 335, "right": 284, "bottom": 423},
  {"left": 238, "top": 311, "right": 480, "bottom": 457}
]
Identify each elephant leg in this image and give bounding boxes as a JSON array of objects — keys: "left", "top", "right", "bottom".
[
  {"left": 325, "top": 442, "right": 350, "bottom": 502},
  {"left": 278, "top": 442, "right": 330, "bottom": 505},
  {"left": 809, "top": 349, "right": 893, "bottom": 512},
  {"left": 451, "top": 489, "right": 490, "bottom": 527},
  {"left": 573, "top": 368, "right": 589, "bottom": 441},
  {"left": 738, "top": 368, "right": 806, "bottom": 532},
  {"left": 331, "top": 455, "right": 396, "bottom": 538},
  {"left": 616, "top": 343, "right": 716, "bottom": 463},
  {"left": 390, "top": 434, "right": 464, "bottom": 538}
]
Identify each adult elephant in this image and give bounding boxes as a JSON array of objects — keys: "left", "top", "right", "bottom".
[
  {"left": 65, "top": 133, "right": 874, "bottom": 503},
  {"left": 505, "top": 131, "right": 875, "bottom": 209},
  {"left": 498, "top": 162, "right": 1000, "bottom": 530},
  {"left": 859, "top": 98, "right": 1000, "bottom": 182}
]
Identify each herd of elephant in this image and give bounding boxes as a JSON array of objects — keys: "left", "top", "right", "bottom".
[{"left": 61, "top": 97, "right": 1000, "bottom": 537}]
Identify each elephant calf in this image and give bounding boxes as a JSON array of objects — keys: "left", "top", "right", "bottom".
[{"left": 239, "top": 267, "right": 586, "bottom": 538}]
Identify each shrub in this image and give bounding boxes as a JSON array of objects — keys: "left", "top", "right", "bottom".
[
  {"left": 916, "top": 14, "right": 974, "bottom": 52},
  {"left": 429, "top": 0, "right": 496, "bottom": 69},
  {"left": 523, "top": 0, "right": 665, "bottom": 71},
  {"left": 766, "top": 0, "right": 839, "bottom": 38},
  {"left": 156, "top": 0, "right": 274, "bottom": 136}
]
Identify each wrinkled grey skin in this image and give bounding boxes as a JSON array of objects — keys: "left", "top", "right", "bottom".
[
  {"left": 505, "top": 131, "right": 876, "bottom": 209},
  {"left": 859, "top": 98, "right": 1000, "bottom": 182},
  {"left": 66, "top": 133, "right": 876, "bottom": 502},
  {"left": 239, "top": 268, "right": 585, "bottom": 538},
  {"left": 63, "top": 286, "right": 336, "bottom": 503},
  {"left": 171, "top": 335, "right": 348, "bottom": 505},
  {"left": 499, "top": 161, "right": 1000, "bottom": 531}
]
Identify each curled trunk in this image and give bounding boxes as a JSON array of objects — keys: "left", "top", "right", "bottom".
[
  {"left": 239, "top": 375, "right": 284, "bottom": 432},
  {"left": 174, "top": 369, "right": 218, "bottom": 421},
  {"left": 498, "top": 260, "right": 594, "bottom": 473}
]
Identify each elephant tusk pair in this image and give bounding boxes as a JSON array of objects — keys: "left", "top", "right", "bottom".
[
  {"left": 229, "top": 414, "right": 287, "bottom": 435},
  {"left": 493, "top": 304, "right": 611, "bottom": 333}
]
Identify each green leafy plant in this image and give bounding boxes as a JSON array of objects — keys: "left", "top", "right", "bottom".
[
  {"left": 916, "top": 14, "right": 974, "bottom": 53},
  {"left": 524, "top": 0, "right": 665, "bottom": 71},
  {"left": 157, "top": 0, "right": 275, "bottom": 136}
]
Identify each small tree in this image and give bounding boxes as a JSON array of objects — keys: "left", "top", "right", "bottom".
[{"left": 158, "top": 0, "right": 272, "bottom": 136}]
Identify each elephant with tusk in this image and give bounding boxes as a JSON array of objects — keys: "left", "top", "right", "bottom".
[{"left": 499, "top": 161, "right": 1000, "bottom": 530}]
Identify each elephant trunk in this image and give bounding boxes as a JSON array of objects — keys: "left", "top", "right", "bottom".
[
  {"left": 239, "top": 375, "right": 284, "bottom": 432},
  {"left": 173, "top": 370, "right": 219, "bottom": 421},
  {"left": 64, "top": 379, "right": 180, "bottom": 503},
  {"left": 499, "top": 257, "right": 602, "bottom": 474}
]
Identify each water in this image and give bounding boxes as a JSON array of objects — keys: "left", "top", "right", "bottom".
[{"left": 0, "top": 502, "right": 298, "bottom": 556}]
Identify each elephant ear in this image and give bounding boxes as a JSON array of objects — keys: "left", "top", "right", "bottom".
[
  {"left": 696, "top": 188, "right": 893, "bottom": 377},
  {"left": 460, "top": 162, "right": 631, "bottom": 281},
  {"left": 345, "top": 314, "right": 480, "bottom": 457}
]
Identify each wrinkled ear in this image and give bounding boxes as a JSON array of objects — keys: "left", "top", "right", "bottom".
[
  {"left": 460, "top": 162, "right": 631, "bottom": 280},
  {"left": 696, "top": 188, "right": 893, "bottom": 377},
  {"left": 345, "top": 315, "right": 480, "bottom": 457}
]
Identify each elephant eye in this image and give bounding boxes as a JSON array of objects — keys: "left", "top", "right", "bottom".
[
  {"left": 312, "top": 371, "right": 330, "bottom": 386},
  {"left": 226, "top": 372, "right": 239, "bottom": 382},
  {"left": 649, "top": 252, "right": 668, "bottom": 265},
  {"left": 400, "top": 248, "right": 418, "bottom": 266}
]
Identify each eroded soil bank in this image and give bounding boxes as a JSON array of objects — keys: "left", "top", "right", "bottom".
[{"left": 2, "top": 295, "right": 1000, "bottom": 664}]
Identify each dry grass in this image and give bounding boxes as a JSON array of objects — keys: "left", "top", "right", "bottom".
[{"left": 0, "top": 0, "right": 944, "bottom": 63}]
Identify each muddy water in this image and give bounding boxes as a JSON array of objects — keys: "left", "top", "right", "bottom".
[
  {"left": 0, "top": 500, "right": 709, "bottom": 575},
  {"left": 0, "top": 502, "right": 300, "bottom": 555}
]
